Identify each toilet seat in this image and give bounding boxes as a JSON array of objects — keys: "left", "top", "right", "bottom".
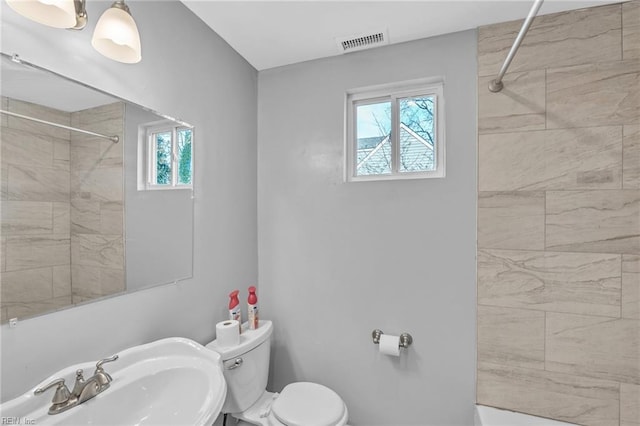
[{"left": 267, "top": 382, "right": 348, "bottom": 426}]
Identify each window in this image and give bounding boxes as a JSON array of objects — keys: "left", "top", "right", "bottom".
[
  {"left": 345, "top": 79, "right": 445, "bottom": 181},
  {"left": 141, "top": 123, "right": 193, "bottom": 190}
]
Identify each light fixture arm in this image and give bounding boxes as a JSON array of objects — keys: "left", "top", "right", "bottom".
[
  {"left": 110, "top": 0, "right": 131, "bottom": 15},
  {"left": 70, "top": 0, "right": 87, "bottom": 30}
]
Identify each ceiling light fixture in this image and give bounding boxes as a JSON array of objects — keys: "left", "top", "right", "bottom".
[
  {"left": 91, "top": 1, "right": 141, "bottom": 64},
  {"left": 5, "top": 0, "right": 86, "bottom": 29},
  {"left": 5, "top": 0, "right": 141, "bottom": 64}
]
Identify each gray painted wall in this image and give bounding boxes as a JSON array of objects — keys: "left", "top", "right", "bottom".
[
  {"left": 124, "top": 104, "right": 193, "bottom": 291},
  {"left": 258, "top": 30, "right": 477, "bottom": 425},
  {"left": 0, "top": 0, "right": 257, "bottom": 401}
]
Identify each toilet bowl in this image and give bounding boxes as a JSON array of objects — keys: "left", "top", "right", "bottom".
[
  {"left": 206, "top": 320, "right": 349, "bottom": 426},
  {"left": 267, "top": 382, "right": 348, "bottom": 426}
]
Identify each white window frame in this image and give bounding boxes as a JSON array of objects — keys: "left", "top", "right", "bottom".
[
  {"left": 138, "top": 121, "right": 194, "bottom": 191},
  {"left": 345, "top": 78, "right": 445, "bottom": 182}
]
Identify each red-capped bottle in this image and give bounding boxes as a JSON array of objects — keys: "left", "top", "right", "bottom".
[
  {"left": 228, "top": 290, "right": 241, "bottom": 333},
  {"left": 247, "top": 286, "right": 259, "bottom": 330}
]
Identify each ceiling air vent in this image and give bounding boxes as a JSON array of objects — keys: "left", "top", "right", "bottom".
[{"left": 336, "top": 29, "right": 389, "bottom": 54}]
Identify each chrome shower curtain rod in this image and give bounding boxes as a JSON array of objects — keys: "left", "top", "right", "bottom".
[
  {"left": 0, "top": 109, "right": 119, "bottom": 143},
  {"left": 489, "top": 0, "right": 544, "bottom": 92}
]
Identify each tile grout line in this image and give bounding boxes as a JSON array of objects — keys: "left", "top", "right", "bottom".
[
  {"left": 544, "top": 68, "right": 547, "bottom": 131},
  {"left": 620, "top": 253, "right": 624, "bottom": 321},
  {"left": 476, "top": 302, "right": 623, "bottom": 319},
  {"left": 479, "top": 122, "right": 639, "bottom": 136},
  {"left": 543, "top": 311, "right": 547, "bottom": 374},
  {"left": 477, "top": 245, "right": 627, "bottom": 257},
  {"left": 620, "top": 2, "right": 624, "bottom": 62},
  {"left": 543, "top": 190, "right": 547, "bottom": 253},
  {"left": 621, "top": 125, "right": 625, "bottom": 189}
]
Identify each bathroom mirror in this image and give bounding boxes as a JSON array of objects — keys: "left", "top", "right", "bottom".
[{"left": 0, "top": 53, "right": 194, "bottom": 323}]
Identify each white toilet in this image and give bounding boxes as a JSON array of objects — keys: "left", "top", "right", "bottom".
[{"left": 206, "top": 320, "right": 349, "bottom": 426}]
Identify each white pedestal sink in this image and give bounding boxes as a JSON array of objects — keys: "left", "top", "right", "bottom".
[{"left": 0, "top": 338, "right": 226, "bottom": 425}]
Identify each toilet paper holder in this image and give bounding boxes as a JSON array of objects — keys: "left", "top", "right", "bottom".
[{"left": 371, "top": 329, "right": 413, "bottom": 348}]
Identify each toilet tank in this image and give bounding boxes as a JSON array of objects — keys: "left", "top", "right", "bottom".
[{"left": 206, "top": 320, "right": 273, "bottom": 414}]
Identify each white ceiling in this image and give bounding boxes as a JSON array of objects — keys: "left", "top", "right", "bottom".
[{"left": 182, "top": 0, "right": 620, "bottom": 71}]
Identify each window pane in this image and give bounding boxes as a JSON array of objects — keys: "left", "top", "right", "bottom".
[
  {"left": 154, "top": 132, "right": 172, "bottom": 185},
  {"left": 355, "top": 101, "right": 392, "bottom": 176},
  {"left": 177, "top": 128, "right": 192, "bottom": 185},
  {"left": 399, "top": 95, "right": 435, "bottom": 172}
]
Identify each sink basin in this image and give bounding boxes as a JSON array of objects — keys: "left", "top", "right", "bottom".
[{"left": 0, "top": 338, "right": 226, "bottom": 425}]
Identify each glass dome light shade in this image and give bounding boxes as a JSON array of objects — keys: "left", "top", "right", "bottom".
[
  {"left": 6, "top": 0, "right": 77, "bottom": 28},
  {"left": 91, "top": 5, "right": 141, "bottom": 64}
]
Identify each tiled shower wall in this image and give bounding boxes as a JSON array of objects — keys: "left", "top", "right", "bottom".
[
  {"left": 1, "top": 98, "right": 72, "bottom": 321},
  {"left": 70, "top": 103, "right": 125, "bottom": 303},
  {"left": 0, "top": 100, "right": 124, "bottom": 321},
  {"left": 477, "top": 2, "right": 639, "bottom": 426}
]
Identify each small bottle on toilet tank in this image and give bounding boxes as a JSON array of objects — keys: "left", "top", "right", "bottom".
[
  {"left": 228, "top": 290, "right": 242, "bottom": 333},
  {"left": 247, "top": 286, "right": 259, "bottom": 330}
]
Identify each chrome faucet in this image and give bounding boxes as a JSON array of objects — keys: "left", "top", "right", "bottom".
[{"left": 34, "top": 355, "right": 119, "bottom": 415}]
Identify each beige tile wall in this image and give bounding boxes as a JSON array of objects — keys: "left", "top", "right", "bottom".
[
  {"left": 1, "top": 98, "right": 72, "bottom": 321},
  {"left": 0, "top": 99, "right": 124, "bottom": 322},
  {"left": 477, "top": 2, "right": 640, "bottom": 425},
  {"left": 70, "top": 103, "right": 124, "bottom": 303}
]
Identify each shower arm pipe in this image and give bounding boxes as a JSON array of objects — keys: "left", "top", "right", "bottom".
[
  {"left": 488, "top": 0, "right": 544, "bottom": 92},
  {"left": 0, "top": 109, "right": 119, "bottom": 143}
]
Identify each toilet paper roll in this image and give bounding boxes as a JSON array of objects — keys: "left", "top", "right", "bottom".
[
  {"left": 216, "top": 320, "right": 240, "bottom": 347},
  {"left": 379, "top": 334, "right": 401, "bottom": 357}
]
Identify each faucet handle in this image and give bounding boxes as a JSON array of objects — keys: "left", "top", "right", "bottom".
[
  {"left": 34, "top": 378, "right": 71, "bottom": 404},
  {"left": 95, "top": 354, "right": 119, "bottom": 371},
  {"left": 94, "top": 355, "right": 119, "bottom": 386}
]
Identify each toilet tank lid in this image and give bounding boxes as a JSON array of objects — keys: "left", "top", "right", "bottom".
[{"left": 206, "top": 320, "right": 273, "bottom": 360}]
